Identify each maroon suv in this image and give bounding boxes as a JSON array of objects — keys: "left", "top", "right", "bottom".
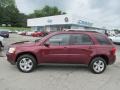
[{"left": 6, "top": 31, "right": 116, "bottom": 74}]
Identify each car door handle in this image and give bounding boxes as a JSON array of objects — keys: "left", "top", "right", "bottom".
[
  {"left": 89, "top": 46, "right": 93, "bottom": 49},
  {"left": 64, "top": 47, "right": 67, "bottom": 48},
  {"left": 64, "top": 47, "right": 68, "bottom": 49}
]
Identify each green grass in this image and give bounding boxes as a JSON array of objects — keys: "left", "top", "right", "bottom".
[{"left": 0, "top": 27, "right": 31, "bottom": 31}]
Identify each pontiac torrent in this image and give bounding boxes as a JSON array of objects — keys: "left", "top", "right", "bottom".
[{"left": 6, "top": 31, "right": 116, "bottom": 74}]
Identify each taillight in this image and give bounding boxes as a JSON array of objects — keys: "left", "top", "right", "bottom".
[{"left": 111, "top": 47, "right": 116, "bottom": 55}]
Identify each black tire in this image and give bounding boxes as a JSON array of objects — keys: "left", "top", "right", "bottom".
[
  {"left": 89, "top": 57, "right": 107, "bottom": 74},
  {"left": 0, "top": 42, "right": 3, "bottom": 51},
  {"left": 0, "top": 46, "right": 2, "bottom": 51},
  {"left": 17, "top": 54, "right": 37, "bottom": 73},
  {"left": 110, "top": 39, "right": 112, "bottom": 42},
  {"left": 7, "top": 36, "right": 9, "bottom": 38}
]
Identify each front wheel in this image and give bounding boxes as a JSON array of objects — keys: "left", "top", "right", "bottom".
[
  {"left": 17, "top": 54, "right": 37, "bottom": 73},
  {"left": 89, "top": 57, "right": 107, "bottom": 74}
]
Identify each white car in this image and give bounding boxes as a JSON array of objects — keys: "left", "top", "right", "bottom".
[
  {"left": 108, "top": 35, "right": 120, "bottom": 44},
  {"left": 17, "top": 31, "right": 23, "bottom": 35},
  {"left": 26, "top": 31, "right": 34, "bottom": 36},
  {"left": 17, "top": 31, "right": 26, "bottom": 35}
]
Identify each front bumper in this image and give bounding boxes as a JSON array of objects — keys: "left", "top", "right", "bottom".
[{"left": 6, "top": 52, "right": 16, "bottom": 65}]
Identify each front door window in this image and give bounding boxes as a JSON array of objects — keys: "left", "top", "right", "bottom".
[{"left": 45, "top": 34, "right": 70, "bottom": 46}]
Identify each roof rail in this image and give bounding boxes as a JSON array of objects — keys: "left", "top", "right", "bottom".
[
  {"left": 63, "top": 29, "right": 84, "bottom": 31},
  {"left": 63, "top": 29, "right": 99, "bottom": 33}
]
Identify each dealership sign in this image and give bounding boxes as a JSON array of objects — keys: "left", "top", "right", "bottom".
[
  {"left": 64, "top": 17, "right": 69, "bottom": 22},
  {"left": 78, "top": 20, "right": 93, "bottom": 27},
  {"left": 47, "top": 19, "right": 52, "bottom": 23}
]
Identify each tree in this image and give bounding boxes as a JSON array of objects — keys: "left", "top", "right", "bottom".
[
  {"left": 28, "top": 5, "right": 66, "bottom": 18},
  {"left": 0, "top": 0, "right": 15, "bottom": 7},
  {"left": 0, "top": 6, "right": 3, "bottom": 25},
  {"left": 17, "top": 13, "right": 27, "bottom": 27},
  {"left": 0, "top": 3, "right": 66, "bottom": 27},
  {"left": 0, "top": 0, "right": 27, "bottom": 27}
]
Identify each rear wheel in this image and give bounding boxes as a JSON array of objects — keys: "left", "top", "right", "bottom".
[
  {"left": 17, "top": 54, "right": 37, "bottom": 73},
  {"left": 89, "top": 57, "right": 107, "bottom": 74}
]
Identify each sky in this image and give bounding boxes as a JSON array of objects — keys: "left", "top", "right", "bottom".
[{"left": 15, "top": 0, "right": 120, "bottom": 29}]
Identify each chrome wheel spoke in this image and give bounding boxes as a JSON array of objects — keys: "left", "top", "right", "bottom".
[
  {"left": 24, "top": 65, "right": 28, "bottom": 70},
  {"left": 99, "top": 64, "right": 104, "bottom": 68},
  {"left": 98, "top": 60, "right": 103, "bottom": 65},
  {"left": 27, "top": 63, "right": 32, "bottom": 68},
  {"left": 98, "top": 66, "right": 102, "bottom": 72},
  {"left": 27, "top": 60, "right": 32, "bottom": 64},
  {"left": 94, "top": 65, "right": 98, "bottom": 70},
  {"left": 94, "top": 62, "right": 98, "bottom": 66},
  {"left": 20, "top": 62, "right": 25, "bottom": 66},
  {"left": 22, "top": 58, "right": 27, "bottom": 63}
]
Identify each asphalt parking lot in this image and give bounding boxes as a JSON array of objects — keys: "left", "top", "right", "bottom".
[{"left": 0, "top": 34, "right": 120, "bottom": 90}]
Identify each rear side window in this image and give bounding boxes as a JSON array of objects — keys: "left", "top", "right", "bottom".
[
  {"left": 70, "top": 34, "right": 93, "bottom": 45},
  {"left": 94, "top": 35, "right": 111, "bottom": 45}
]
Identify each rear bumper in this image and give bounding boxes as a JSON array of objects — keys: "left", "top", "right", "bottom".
[
  {"left": 0, "top": 34, "right": 9, "bottom": 38},
  {"left": 109, "top": 55, "right": 116, "bottom": 65},
  {"left": 114, "top": 42, "right": 120, "bottom": 45}
]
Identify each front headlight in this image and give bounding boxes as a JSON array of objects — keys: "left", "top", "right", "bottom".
[{"left": 8, "top": 47, "right": 16, "bottom": 53}]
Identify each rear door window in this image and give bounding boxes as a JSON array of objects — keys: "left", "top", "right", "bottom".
[{"left": 70, "top": 34, "right": 93, "bottom": 45}]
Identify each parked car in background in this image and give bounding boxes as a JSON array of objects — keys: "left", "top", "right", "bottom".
[
  {"left": 26, "top": 31, "right": 34, "bottom": 36},
  {"left": 32, "top": 31, "right": 44, "bottom": 37},
  {"left": 0, "top": 30, "right": 9, "bottom": 38},
  {"left": 8, "top": 30, "right": 13, "bottom": 33},
  {"left": 6, "top": 31, "right": 116, "bottom": 74},
  {"left": 17, "top": 31, "right": 26, "bottom": 35},
  {"left": 8, "top": 30, "right": 18, "bottom": 33},
  {"left": 108, "top": 34, "right": 120, "bottom": 44}
]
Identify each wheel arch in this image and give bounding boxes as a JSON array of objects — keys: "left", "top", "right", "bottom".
[
  {"left": 16, "top": 52, "right": 38, "bottom": 64},
  {"left": 90, "top": 55, "right": 109, "bottom": 65}
]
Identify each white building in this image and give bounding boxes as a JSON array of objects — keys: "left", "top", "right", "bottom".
[{"left": 27, "top": 14, "right": 107, "bottom": 33}]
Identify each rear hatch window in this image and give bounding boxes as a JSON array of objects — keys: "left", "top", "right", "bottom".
[{"left": 94, "top": 34, "right": 111, "bottom": 45}]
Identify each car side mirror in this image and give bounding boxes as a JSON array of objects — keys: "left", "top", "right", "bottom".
[{"left": 44, "top": 42, "right": 50, "bottom": 47}]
